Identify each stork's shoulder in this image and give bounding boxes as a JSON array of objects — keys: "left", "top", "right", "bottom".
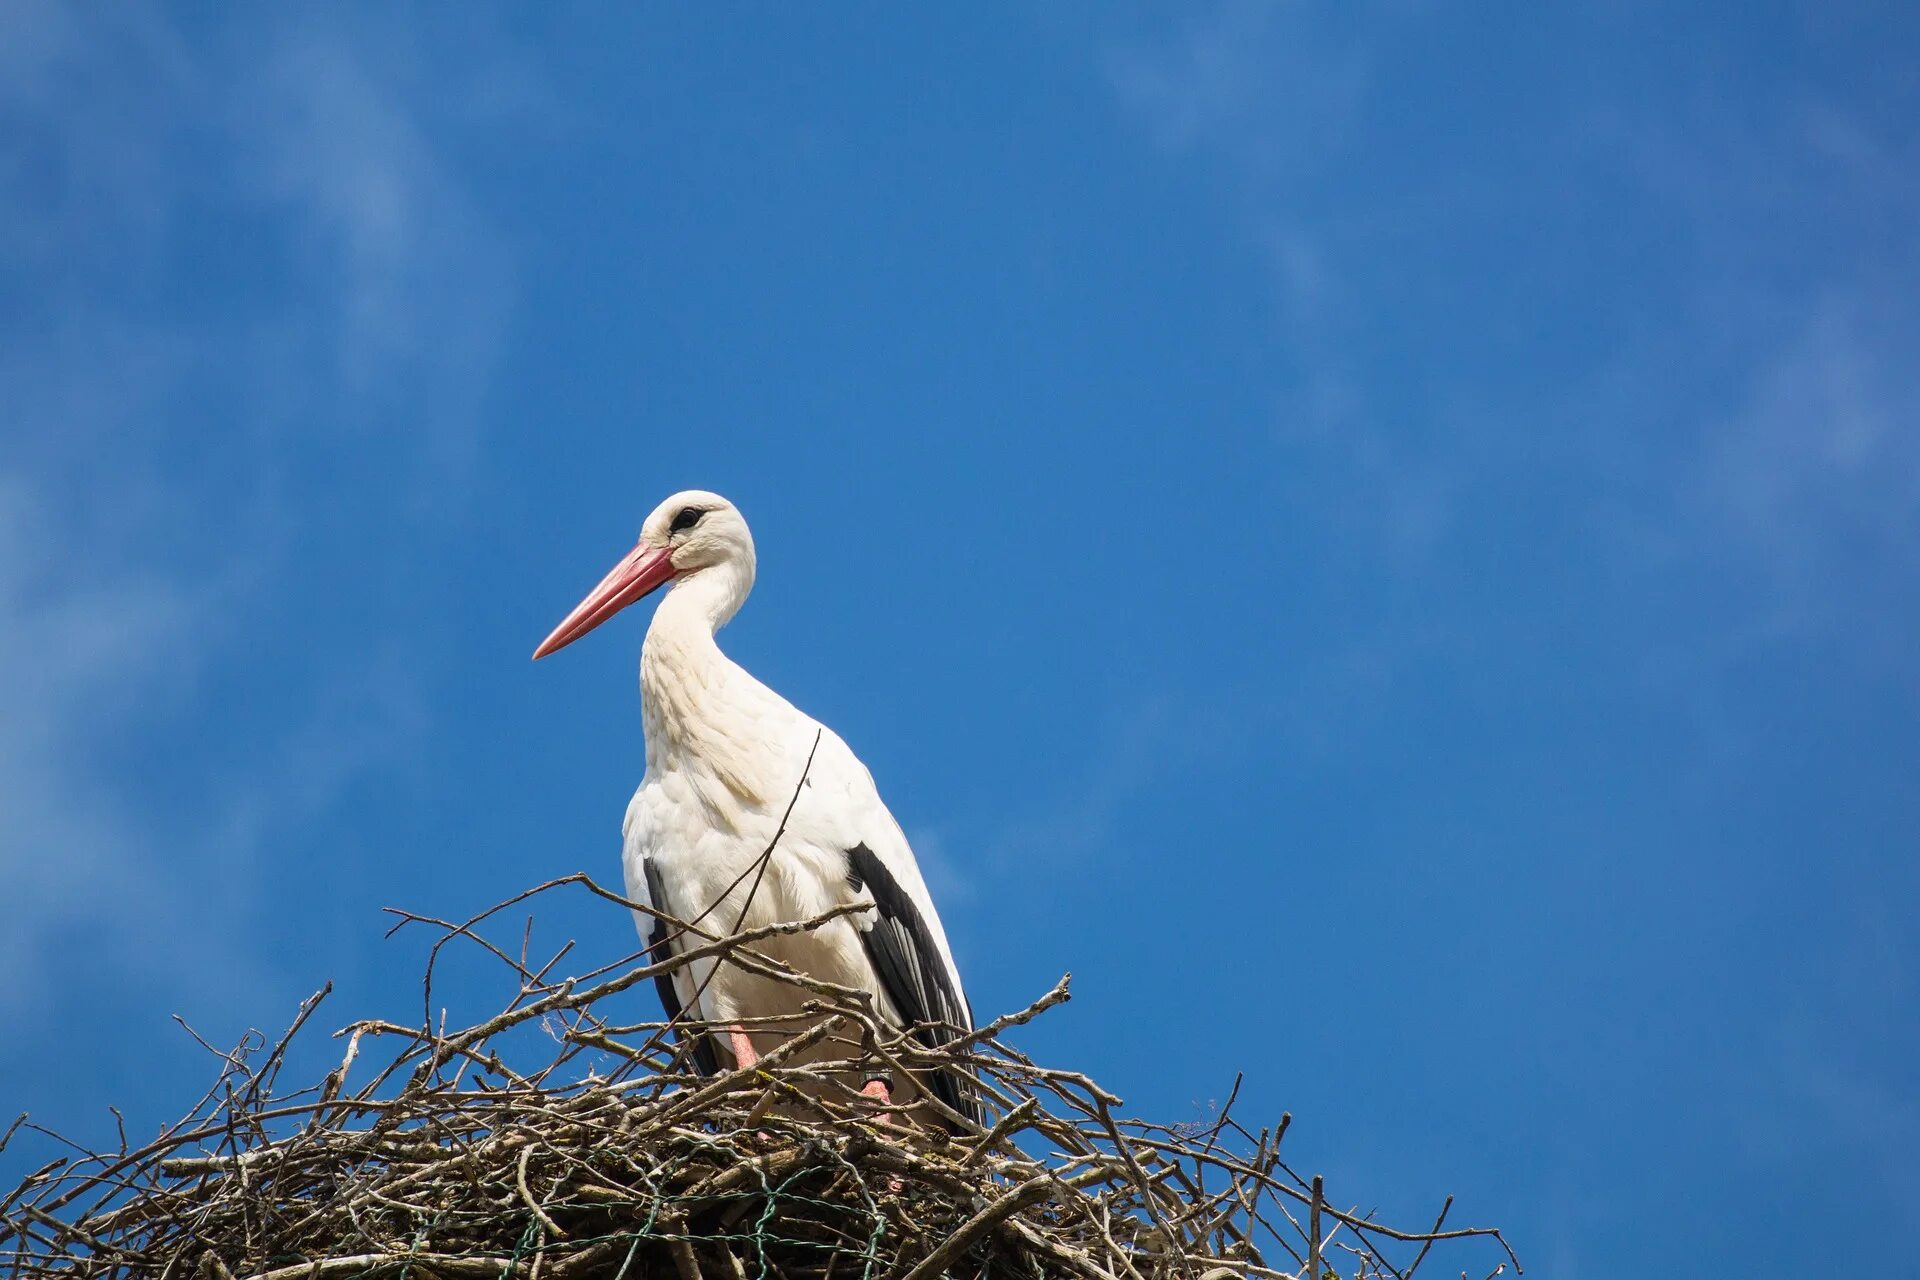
[
  {"left": 791, "top": 727, "right": 905, "bottom": 843},
  {"left": 622, "top": 771, "right": 670, "bottom": 843},
  {"left": 790, "top": 728, "right": 947, "bottom": 926},
  {"left": 621, "top": 767, "right": 712, "bottom": 862}
]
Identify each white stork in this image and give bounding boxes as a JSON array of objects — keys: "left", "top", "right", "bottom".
[{"left": 533, "top": 490, "right": 977, "bottom": 1125}]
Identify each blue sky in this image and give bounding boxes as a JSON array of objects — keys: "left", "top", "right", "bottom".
[{"left": 3, "top": 5, "right": 1916, "bottom": 1275}]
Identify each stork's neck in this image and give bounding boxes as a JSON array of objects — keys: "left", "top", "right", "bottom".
[
  {"left": 639, "top": 558, "right": 780, "bottom": 813},
  {"left": 653, "top": 555, "right": 752, "bottom": 639}
]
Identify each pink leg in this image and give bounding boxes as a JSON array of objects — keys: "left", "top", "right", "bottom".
[
  {"left": 860, "top": 1075, "right": 894, "bottom": 1128},
  {"left": 729, "top": 1027, "right": 778, "bottom": 1144},
  {"left": 728, "top": 1025, "right": 759, "bottom": 1070},
  {"left": 862, "top": 1076, "right": 903, "bottom": 1193}
]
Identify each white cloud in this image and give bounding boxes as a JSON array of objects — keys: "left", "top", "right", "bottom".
[
  {"left": 1705, "top": 302, "right": 1919, "bottom": 575},
  {"left": 1767, "top": 901, "right": 1920, "bottom": 1229},
  {"left": 1107, "top": 8, "right": 1920, "bottom": 652},
  {"left": 970, "top": 698, "right": 1202, "bottom": 875},
  {"left": 1104, "top": 3, "right": 1372, "bottom": 165},
  {"left": 0, "top": 473, "right": 427, "bottom": 1006},
  {"left": 1106, "top": 6, "right": 1474, "bottom": 577},
  {"left": 0, "top": 479, "right": 199, "bottom": 980},
  {"left": 0, "top": 9, "right": 516, "bottom": 1011},
  {"left": 247, "top": 32, "right": 512, "bottom": 481},
  {"left": 1580, "top": 99, "right": 1920, "bottom": 674}
]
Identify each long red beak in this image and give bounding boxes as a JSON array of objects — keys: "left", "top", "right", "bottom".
[{"left": 532, "top": 542, "right": 678, "bottom": 660}]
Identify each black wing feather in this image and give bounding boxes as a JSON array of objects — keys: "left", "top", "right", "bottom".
[
  {"left": 643, "top": 857, "right": 720, "bottom": 1077},
  {"left": 845, "top": 843, "right": 979, "bottom": 1124}
]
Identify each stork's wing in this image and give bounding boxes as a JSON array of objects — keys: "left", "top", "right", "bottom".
[
  {"left": 638, "top": 855, "right": 719, "bottom": 1077},
  {"left": 844, "top": 842, "right": 979, "bottom": 1123}
]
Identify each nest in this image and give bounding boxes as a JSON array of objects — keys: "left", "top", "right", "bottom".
[{"left": 0, "top": 875, "right": 1517, "bottom": 1280}]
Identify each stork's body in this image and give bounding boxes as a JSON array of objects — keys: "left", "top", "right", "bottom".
[{"left": 535, "top": 492, "right": 976, "bottom": 1124}]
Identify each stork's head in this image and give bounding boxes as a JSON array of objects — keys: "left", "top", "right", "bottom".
[{"left": 532, "top": 489, "right": 756, "bottom": 660}]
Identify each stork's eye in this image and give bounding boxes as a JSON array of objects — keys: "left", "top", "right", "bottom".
[{"left": 669, "top": 506, "right": 705, "bottom": 534}]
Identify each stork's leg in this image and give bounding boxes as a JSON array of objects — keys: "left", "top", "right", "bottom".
[
  {"left": 862, "top": 1072, "right": 903, "bottom": 1193},
  {"left": 860, "top": 1072, "right": 894, "bottom": 1128},
  {"left": 727, "top": 1027, "right": 781, "bottom": 1146},
  {"left": 728, "top": 1025, "right": 759, "bottom": 1070}
]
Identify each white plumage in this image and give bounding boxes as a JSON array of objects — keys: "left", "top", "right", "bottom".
[{"left": 534, "top": 490, "right": 975, "bottom": 1123}]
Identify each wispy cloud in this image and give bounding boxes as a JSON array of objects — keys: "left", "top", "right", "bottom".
[
  {"left": 1703, "top": 301, "right": 1920, "bottom": 610},
  {"left": 1766, "top": 900, "right": 1920, "bottom": 1230},
  {"left": 1104, "top": 3, "right": 1372, "bottom": 165},
  {"left": 930, "top": 697, "right": 1215, "bottom": 890},
  {"left": 0, "top": 480, "right": 200, "bottom": 981},
  {"left": 1579, "top": 96, "right": 1920, "bottom": 681},
  {"left": 0, "top": 7, "right": 517, "bottom": 1012},
  {"left": 985, "top": 700, "right": 1181, "bottom": 868},
  {"left": 1105, "top": 6, "right": 1920, "bottom": 664},
  {"left": 249, "top": 31, "right": 512, "bottom": 482},
  {"left": 1105, "top": 6, "right": 1474, "bottom": 577}
]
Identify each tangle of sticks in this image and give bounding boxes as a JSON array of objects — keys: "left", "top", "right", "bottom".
[{"left": 0, "top": 876, "right": 1519, "bottom": 1280}]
